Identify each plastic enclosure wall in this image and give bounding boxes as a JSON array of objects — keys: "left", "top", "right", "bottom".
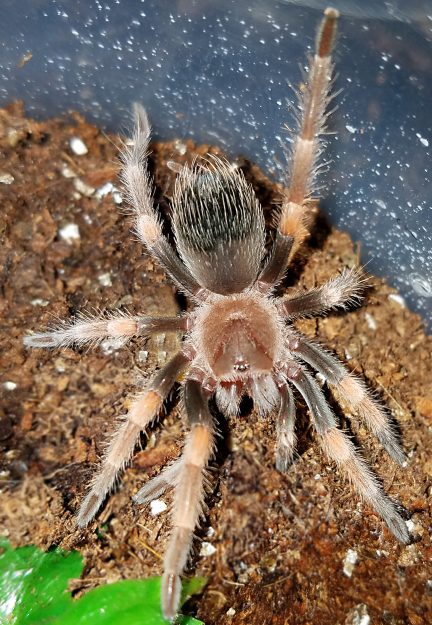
[{"left": 1, "top": 0, "right": 431, "bottom": 329}]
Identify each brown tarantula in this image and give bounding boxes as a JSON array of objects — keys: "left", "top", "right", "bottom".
[{"left": 24, "top": 8, "right": 410, "bottom": 621}]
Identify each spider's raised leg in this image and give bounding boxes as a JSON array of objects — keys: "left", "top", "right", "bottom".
[
  {"left": 285, "top": 366, "right": 410, "bottom": 544},
  {"left": 259, "top": 8, "right": 339, "bottom": 288},
  {"left": 288, "top": 335, "right": 406, "bottom": 465},
  {"left": 275, "top": 379, "right": 297, "bottom": 471},
  {"left": 165, "top": 378, "right": 214, "bottom": 619},
  {"left": 24, "top": 312, "right": 187, "bottom": 349},
  {"left": 281, "top": 267, "right": 366, "bottom": 319},
  {"left": 76, "top": 350, "right": 191, "bottom": 527},
  {"left": 121, "top": 104, "right": 204, "bottom": 297}
]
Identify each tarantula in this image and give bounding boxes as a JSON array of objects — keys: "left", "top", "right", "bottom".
[{"left": 24, "top": 8, "right": 410, "bottom": 621}]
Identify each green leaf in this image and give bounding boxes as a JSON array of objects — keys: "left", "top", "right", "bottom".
[
  {"left": 0, "top": 540, "right": 83, "bottom": 625},
  {"left": 50, "top": 577, "right": 206, "bottom": 625},
  {"left": 0, "top": 539, "right": 206, "bottom": 625}
]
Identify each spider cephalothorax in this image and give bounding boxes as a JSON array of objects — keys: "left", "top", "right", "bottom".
[{"left": 24, "top": 8, "right": 410, "bottom": 621}]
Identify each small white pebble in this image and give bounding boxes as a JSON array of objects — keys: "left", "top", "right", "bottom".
[
  {"left": 364, "top": 312, "right": 377, "bottom": 331},
  {"left": 150, "top": 499, "right": 167, "bottom": 516},
  {"left": 73, "top": 178, "right": 95, "bottom": 197},
  {"left": 405, "top": 518, "right": 423, "bottom": 535},
  {"left": 199, "top": 541, "right": 217, "bottom": 557},
  {"left": 59, "top": 223, "right": 80, "bottom": 243},
  {"left": 98, "top": 272, "right": 112, "bottom": 287},
  {"left": 0, "top": 172, "right": 14, "bottom": 184},
  {"left": 314, "top": 473, "right": 321, "bottom": 480},
  {"left": 375, "top": 549, "right": 389, "bottom": 557},
  {"left": 315, "top": 372, "right": 326, "bottom": 386},
  {"left": 70, "top": 136, "right": 88, "bottom": 155},
  {"left": 138, "top": 350, "right": 149, "bottom": 363},
  {"left": 226, "top": 607, "right": 236, "bottom": 617},
  {"left": 174, "top": 139, "right": 187, "bottom": 155},
  {"left": 388, "top": 293, "right": 406, "bottom": 307},
  {"left": 95, "top": 182, "right": 114, "bottom": 198},
  {"left": 61, "top": 164, "right": 76, "bottom": 178},
  {"left": 3, "top": 381, "right": 17, "bottom": 391},
  {"left": 112, "top": 190, "right": 123, "bottom": 204},
  {"left": 344, "top": 349, "right": 353, "bottom": 360},
  {"left": 207, "top": 526, "right": 215, "bottom": 538},
  {"left": 30, "top": 298, "right": 49, "bottom": 307},
  {"left": 343, "top": 548, "right": 358, "bottom": 577},
  {"left": 346, "top": 124, "right": 356, "bottom": 134},
  {"left": 347, "top": 604, "right": 370, "bottom": 625}
]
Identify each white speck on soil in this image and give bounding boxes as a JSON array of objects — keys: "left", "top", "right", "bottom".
[
  {"left": 0, "top": 172, "right": 14, "bottom": 184},
  {"left": 343, "top": 548, "right": 358, "bottom": 577},
  {"left": 388, "top": 293, "right": 406, "bottom": 307},
  {"left": 98, "top": 272, "right": 112, "bottom": 287},
  {"left": 150, "top": 499, "right": 167, "bottom": 515},
  {"left": 70, "top": 136, "right": 88, "bottom": 155},
  {"left": 73, "top": 178, "right": 95, "bottom": 197},
  {"left": 3, "top": 381, "right": 17, "bottom": 391},
  {"left": 59, "top": 223, "right": 80, "bottom": 243},
  {"left": 199, "top": 541, "right": 217, "bottom": 557}
]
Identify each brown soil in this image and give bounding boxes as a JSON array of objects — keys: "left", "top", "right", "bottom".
[{"left": 0, "top": 102, "right": 431, "bottom": 625}]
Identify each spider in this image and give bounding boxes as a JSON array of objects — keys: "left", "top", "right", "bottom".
[{"left": 24, "top": 8, "right": 410, "bottom": 621}]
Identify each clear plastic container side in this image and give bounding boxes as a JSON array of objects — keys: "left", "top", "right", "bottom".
[{"left": 1, "top": 0, "right": 431, "bottom": 328}]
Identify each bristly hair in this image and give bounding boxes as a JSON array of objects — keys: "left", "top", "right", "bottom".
[{"left": 171, "top": 155, "right": 266, "bottom": 294}]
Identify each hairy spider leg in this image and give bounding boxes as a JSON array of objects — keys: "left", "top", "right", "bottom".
[
  {"left": 281, "top": 267, "right": 366, "bottom": 318},
  {"left": 285, "top": 367, "right": 410, "bottom": 544},
  {"left": 135, "top": 376, "right": 215, "bottom": 620},
  {"left": 76, "top": 350, "right": 191, "bottom": 527},
  {"left": 162, "top": 378, "right": 215, "bottom": 620},
  {"left": 288, "top": 335, "right": 406, "bottom": 465},
  {"left": 259, "top": 8, "right": 339, "bottom": 287},
  {"left": 23, "top": 313, "right": 187, "bottom": 349},
  {"left": 275, "top": 380, "right": 297, "bottom": 471},
  {"left": 120, "top": 103, "right": 205, "bottom": 298}
]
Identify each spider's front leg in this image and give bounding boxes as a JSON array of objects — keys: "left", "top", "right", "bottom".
[
  {"left": 259, "top": 8, "right": 339, "bottom": 288},
  {"left": 121, "top": 104, "right": 205, "bottom": 298},
  {"left": 77, "top": 349, "right": 191, "bottom": 526},
  {"left": 24, "top": 311, "right": 187, "bottom": 348}
]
